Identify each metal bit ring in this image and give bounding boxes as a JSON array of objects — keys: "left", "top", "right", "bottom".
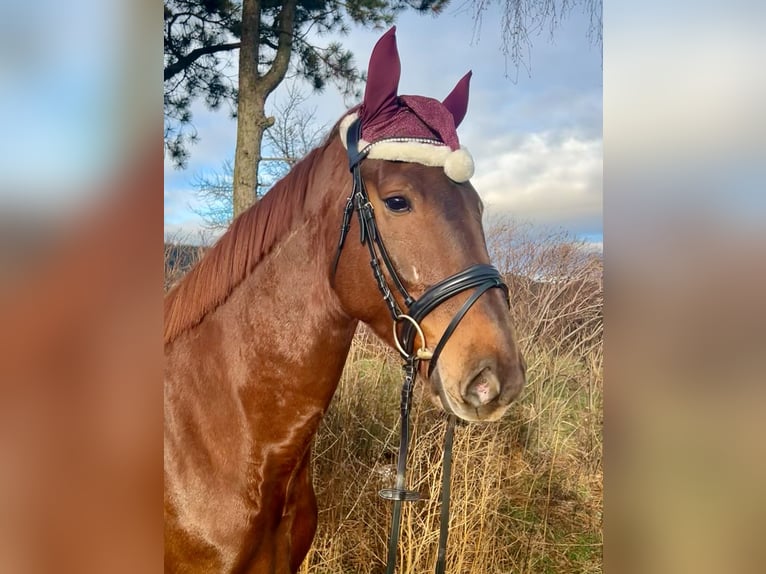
[{"left": 393, "top": 314, "right": 433, "bottom": 360}]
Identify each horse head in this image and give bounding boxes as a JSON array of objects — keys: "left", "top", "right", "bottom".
[{"left": 332, "top": 27, "right": 526, "bottom": 422}]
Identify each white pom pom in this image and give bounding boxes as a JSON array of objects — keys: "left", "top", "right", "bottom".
[{"left": 444, "top": 147, "right": 474, "bottom": 183}]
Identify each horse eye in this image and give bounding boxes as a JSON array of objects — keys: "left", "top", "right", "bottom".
[{"left": 383, "top": 196, "right": 411, "bottom": 213}]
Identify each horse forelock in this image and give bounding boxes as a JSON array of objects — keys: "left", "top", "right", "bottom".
[{"left": 164, "top": 126, "right": 344, "bottom": 345}]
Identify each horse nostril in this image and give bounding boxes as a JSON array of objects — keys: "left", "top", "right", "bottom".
[{"left": 464, "top": 367, "right": 500, "bottom": 407}]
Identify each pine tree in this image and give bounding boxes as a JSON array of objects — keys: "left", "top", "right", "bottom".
[{"left": 164, "top": 0, "right": 448, "bottom": 215}]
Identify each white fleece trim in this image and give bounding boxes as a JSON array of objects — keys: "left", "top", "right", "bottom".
[
  {"left": 366, "top": 139, "right": 451, "bottom": 165},
  {"left": 338, "top": 112, "right": 475, "bottom": 182}
]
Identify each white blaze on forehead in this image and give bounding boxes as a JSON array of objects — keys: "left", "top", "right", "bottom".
[{"left": 411, "top": 266, "right": 420, "bottom": 282}]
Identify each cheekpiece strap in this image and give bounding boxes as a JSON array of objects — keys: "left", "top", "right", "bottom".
[
  {"left": 339, "top": 117, "right": 415, "bottom": 317},
  {"left": 346, "top": 118, "right": 367, "bottom": 170}
]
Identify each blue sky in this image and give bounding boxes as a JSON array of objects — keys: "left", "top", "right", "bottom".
[{"left": 164, "top": 3, "right": 602, "bottom": 247}]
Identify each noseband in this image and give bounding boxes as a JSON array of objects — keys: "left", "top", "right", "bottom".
[{"left": 332, "top": 118, "right": 509, "bottom": 574}]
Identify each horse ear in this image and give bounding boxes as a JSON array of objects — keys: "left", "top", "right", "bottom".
[
  {"left": 442, "top": 71, "right": 472, "bottom": 128},
  {"left": 362, "top": 27, "right": 400, "bottom": 122}
]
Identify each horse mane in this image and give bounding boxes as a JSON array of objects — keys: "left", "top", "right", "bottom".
[{"left": 164, "top": 127, "right": 341, "bottom": 345}]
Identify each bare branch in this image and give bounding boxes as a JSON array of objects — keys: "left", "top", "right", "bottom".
[{"left": 164, "top": 42, "right": 241, "bottom": 81}]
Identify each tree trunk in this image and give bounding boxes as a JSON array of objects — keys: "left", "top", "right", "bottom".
[
  {"left": 233, "top": 0, "right": 297, "bottom": 218},
  {"left": 232, "top": 0, "right": 262, "bottom": 217}
]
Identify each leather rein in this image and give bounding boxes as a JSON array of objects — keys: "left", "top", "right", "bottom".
[{"left": 332, "top": 118, "right": 509, "bottom": 574}]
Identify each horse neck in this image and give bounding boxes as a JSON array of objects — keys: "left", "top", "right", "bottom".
[
  {"left": 173, "top": 144, "right": 358, "bottom": 422},
  {"left": 224, "top": 211, "right": 358, "bottom": 406}
]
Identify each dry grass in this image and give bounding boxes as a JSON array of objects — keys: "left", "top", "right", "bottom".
[
  {"left": 163, "top": 238, "right": 207, "bottom": 292},
  {"left": 164, "top": 219, "right": 603, "bottom": 573},
  {"left": 304, "top": 219, "right": 603, "bottom": 573},
  {"left": 303, "top": 335, "right": 602, "bottom": 573}
]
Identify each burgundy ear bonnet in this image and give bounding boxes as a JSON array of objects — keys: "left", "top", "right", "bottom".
[{"left": 339, "top": 27, "right": 475, "bottom": 182}]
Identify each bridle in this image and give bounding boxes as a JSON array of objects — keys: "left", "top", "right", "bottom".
[{"left": 333, "top": 118, "right": 509, "bottom": 574}]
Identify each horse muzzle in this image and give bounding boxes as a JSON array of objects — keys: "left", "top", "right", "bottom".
[{"left": 429, "top": 354, "right": 526, "bottom": 422}]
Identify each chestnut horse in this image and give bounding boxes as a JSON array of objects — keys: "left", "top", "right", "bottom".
[{"left": 165, "top": 28, "right": 525, "bottom": 574}]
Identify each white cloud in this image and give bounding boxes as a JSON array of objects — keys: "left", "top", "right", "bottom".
[{"left": 472, "top": 131, "right": 602, "bottom": 235}]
